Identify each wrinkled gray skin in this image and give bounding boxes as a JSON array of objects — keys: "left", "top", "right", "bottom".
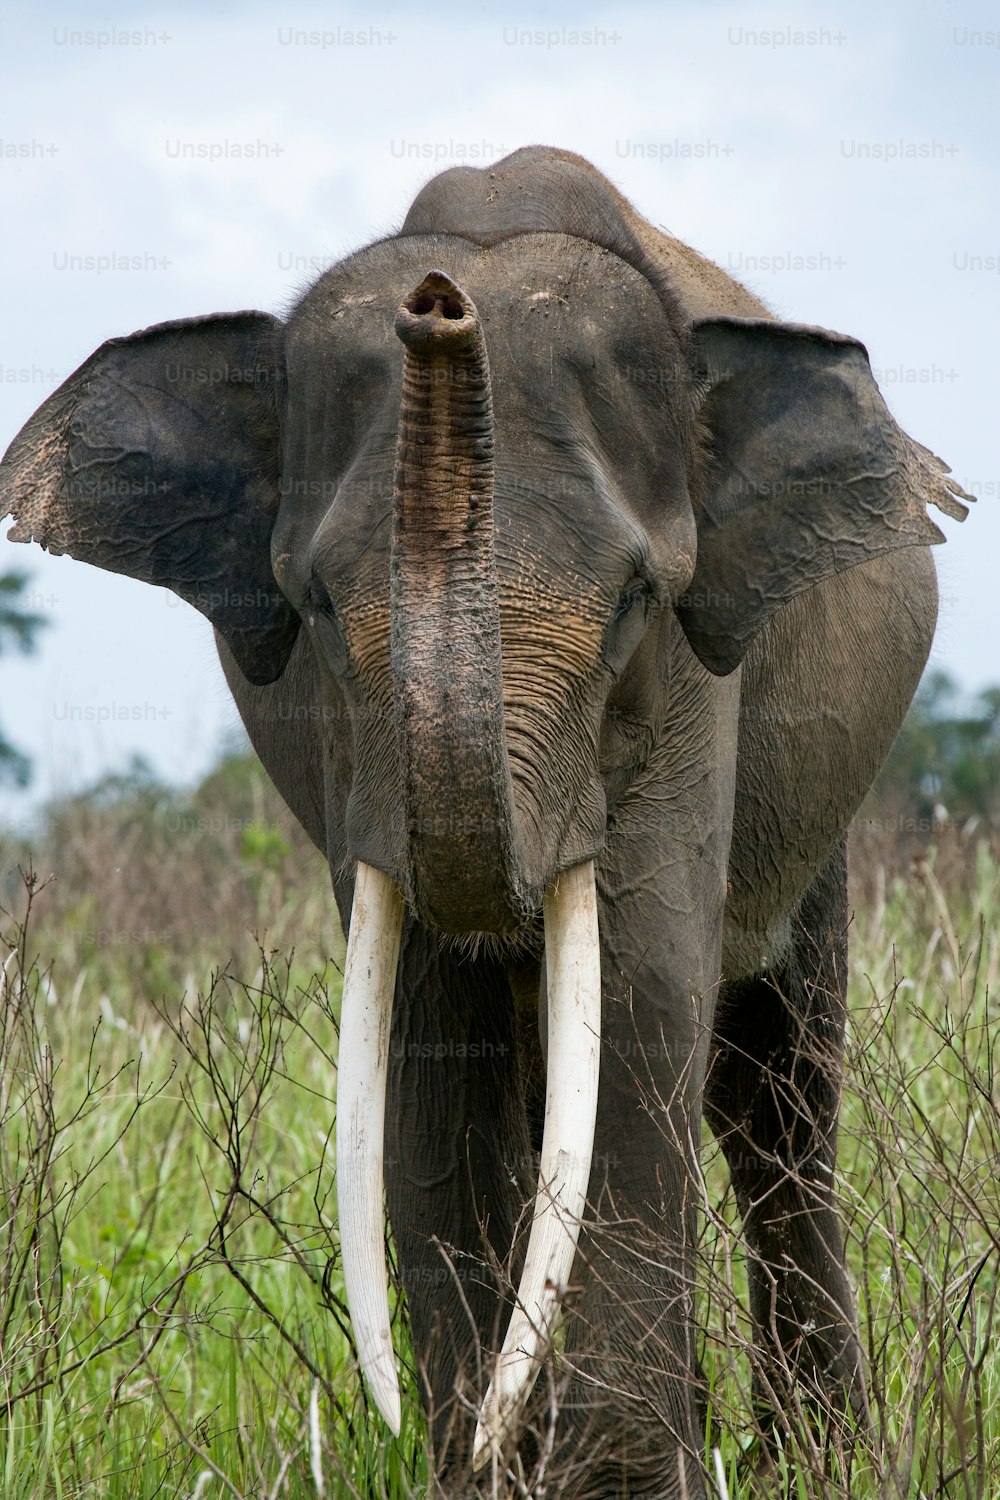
[{"left": 2, "top": 148, "right": 969, "bottom": 1497}]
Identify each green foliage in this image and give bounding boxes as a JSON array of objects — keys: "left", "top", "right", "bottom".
[
  {"left": 0, "top": 870, "right": 426, "bottom": 1499},
  {"left": 0, "top": 571, "right": 48, "bottom": 651},
  {"left": 1, "top": 750, "right": 333, "bottom": 997},
  {"left": 0, "top": 571, "right": 49, "bottom": 787},
  {"left": 874, "top": 668, "right": 1000, "bottom": 829}
]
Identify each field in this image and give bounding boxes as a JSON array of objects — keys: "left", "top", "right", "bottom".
[{"left": 1, "top": 758, "right": 998, "bottom": 1498}]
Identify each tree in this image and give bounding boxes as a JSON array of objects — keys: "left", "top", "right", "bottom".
[
  {"left": 873, "top": 668, "right": 1000, "bottom": 829},
  {"left": 0, "top": 572, "right": 49, "bottom": 786}
]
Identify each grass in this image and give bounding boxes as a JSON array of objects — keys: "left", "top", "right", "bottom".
[
  {"left": 1, "top": 876, "right": 427, "bottom": 1499},
  {"left": 697, "top": 827, "right": 1000, "bottom": 1497},
  {"left": 1, "top": 764, "right": 999, "bottom": 1496}
]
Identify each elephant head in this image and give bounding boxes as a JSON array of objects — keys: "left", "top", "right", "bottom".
[{"left": 1, "top": 146, "right": 970, "bottom": 1479}]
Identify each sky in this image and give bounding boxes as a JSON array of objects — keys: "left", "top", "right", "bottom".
[{"left": 1, "top": 0, "right": 997, "bottom": 828}]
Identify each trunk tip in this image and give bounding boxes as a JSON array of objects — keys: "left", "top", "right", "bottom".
[{"left": 395, "top": 269, "right": 480, "bottom": 349}]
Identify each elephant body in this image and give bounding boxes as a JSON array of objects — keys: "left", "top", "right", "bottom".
[{"left": 2, "top": 148, "right": 968, "bottom": 1497}]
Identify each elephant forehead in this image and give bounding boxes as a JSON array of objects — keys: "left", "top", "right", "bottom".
[
  {"left": 281, "top": 233, "right": 693, "bottom": 578},
  {"left": 287, "top": 230, "right": 684, "bottom": 394}
]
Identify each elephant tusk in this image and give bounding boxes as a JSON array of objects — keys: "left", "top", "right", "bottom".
[
  {"left": 472, "top": 859, "right": 601, "bottom": 1470},
  {"left": 336, "top": 860, "right": 405, "bottom": 1434}
]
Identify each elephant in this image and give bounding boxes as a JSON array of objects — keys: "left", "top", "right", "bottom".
[{"left": 1, "top": 146, "right": 971, "bottom": 1498}]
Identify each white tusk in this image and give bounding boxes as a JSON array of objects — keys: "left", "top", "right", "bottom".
[
  {"left": 472, "top": 860, "right": 601, "bottom": 1469},
  {"left": 336, "top": 860, "right": 405, "bottom": 1434}
]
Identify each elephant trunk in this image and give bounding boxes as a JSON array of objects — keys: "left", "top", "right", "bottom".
[
  {"left": 390, "top": 269, "right": 529, "bottom": 934},
  {"left": 337, "top": 271, "right": 603, "bottom": 1459}
]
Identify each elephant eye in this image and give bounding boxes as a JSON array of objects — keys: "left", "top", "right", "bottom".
[
  {"left": 305, "top": 579, "right": 356, "bottom": 679},
  {"left": 604, "top": 576, "right": 653, "bottom": 677},
  {"left": 614, "top": 578, "right": 651, "bottom": 619},
  {"left": 307, "top": 579, "right": 334, "bottom": 616}
]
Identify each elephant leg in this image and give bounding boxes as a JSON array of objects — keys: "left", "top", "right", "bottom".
[
  {"left": 384, "top": 923, "right": 535, "bottom": 1482},
  {"left": 550, "top": 972, "right": 709, "bottom": 1500},
  {"left": 705, "top": 840, "right": 868, "bottom": 1431},
  {"left": 526, "top": 652, "right": 737, "bottom": 1500}
]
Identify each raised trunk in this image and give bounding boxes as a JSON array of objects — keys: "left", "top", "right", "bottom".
[
  {"left": 381, "top": 273, "right": 603, "bottom": 1459},
  {"left": 390, "top": 269, "right": 529, "bottom": 934}
]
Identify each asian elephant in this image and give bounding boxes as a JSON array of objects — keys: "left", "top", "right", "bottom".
[{"left": 1, "top": 147, "right": 970, "bottom": 1498}]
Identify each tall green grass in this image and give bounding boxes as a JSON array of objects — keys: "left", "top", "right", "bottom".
[
  {"left": 1, "top": 872, "right": 426, "bottom": 1499},
  {"left": 2, "top": 766, "right": 998, "bottom": 1496},
  {"left": 698, "top": 831, "right": 1000, "bottom": 1497}
]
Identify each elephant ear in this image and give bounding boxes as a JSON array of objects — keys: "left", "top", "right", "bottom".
[
  {"left": 678, "top": 316, "right": 973, "bottom": 675},
  {"left": 0, "top": 312, "right": 299, "bottom": 685}
]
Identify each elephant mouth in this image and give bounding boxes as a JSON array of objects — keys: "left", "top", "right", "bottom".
[{"left": 335, "top": 858, "right": 602, "bottom": 1464}]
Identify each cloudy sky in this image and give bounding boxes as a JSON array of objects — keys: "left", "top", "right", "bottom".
[{"left": 1, "top": 0, "right": 997, "bottom": 826}]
